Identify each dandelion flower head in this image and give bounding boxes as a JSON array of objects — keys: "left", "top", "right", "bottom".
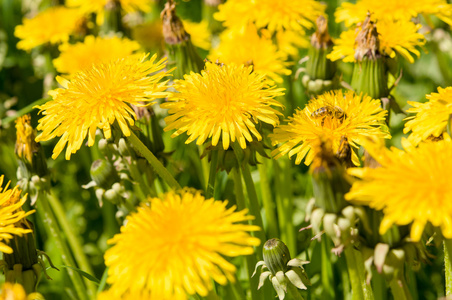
[
  {"left": 328, "top": 18, "right": 425, "bottom": 63},
  {"left": 104, "top": 189, "right": 261, "bottom": 299},
  {"left": 215, "top": 0, "right": 325, "bottom": 33},
  {"left": 0, "top": 177, "right": 34, "bottom": 254},
  {"left": 404, "top": 86, "right": 452, "bottom": 145},
  {"left": 53, "top": 35, "right": 141, "bottom": 75},
  {"left": 346, "top": 136, "right": 452, "bottom": 241},
  {"left": 67, "top": 0, "right": 153, "bottom": 21},
  {"left": 335, "top": 0, "right": 452, "bottom": 27},
  {"left": 35, "top": 54, "right": 171, "bottom": 160},
  {"left": 14, "top": 6, "right": 85, "bottom": 51},
  {"left": 270, "top": 90, "right": 390, "bottom": 166},
  {"left": 209, "top": 25, "right": 292, "bottom": 83},
  {"left": 162, "top": 61, "right": 285, "bottom": 150}
]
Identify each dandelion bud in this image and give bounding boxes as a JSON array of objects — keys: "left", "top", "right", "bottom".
[
  {"left": 161, "top": 1, "right": 204, "bottom": 79},
  {"left": 263, "top": 239, "right": 291, "bottom": 275},
  {"left": 351, "top": 14, "right": 389, "bottom": 99},
  {"left": 90, "top": 159, "right": 120, "bottom": 190},
  {"left": 303, "top": 16, "right": 337, "bottom": 96},
  {"left": 255, "top": 239, "right": 310, "bottom": 300}
]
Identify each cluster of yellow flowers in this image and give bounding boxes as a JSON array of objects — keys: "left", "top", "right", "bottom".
[{"left": 9, "top": 0, "right": 452, "bottom": 299}]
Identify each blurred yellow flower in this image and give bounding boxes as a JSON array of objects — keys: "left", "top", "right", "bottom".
[
  {"left": 14, "top": 6, "right": 84, "bottom": 51},
  {"left": 209, "top": 25, "right": 291, "bottom": 83},
  {"left": 97, "top": 290, "right": 160, "bottom": 300},
  {"left": 0, "top": 282, "right": 43, "bottom": 300},
  {"left": 276, "top": 29, "right": 310, "bottom": 58},
  {"left": 67, "top": 0, "right": 153, "bottom": 23},
  {"left": 404, "top": 86, "right": 452, "bottom": 145},
  {"left": 35, "top": 54, "right": 171, "bottom": 160},
  {"left": 0, "top": 177, "right": 34, "bottom": 254},
  {"left": 53, "top": 35, "right": 141, "bottom": 75},
  {"left": 346, "top": 137, "right": 452, "bottom": 241},
  {"left": 182, "top": 20, "right": 211, "bottom": 50},
  {"left": 328, "top": 19, "right": 425, "bottom": 63},
  {"left": 162, "top": 61, "right": 285, "bottom": 150},
  {"left": 270, "top": 90, "right": 390, "bottom": 166},
  {"left": 214, "top": 0, "right": 255, "bottom": 33},
  {"left": 336, "top": 0, "right": 452, "bottom": 27},
  {"left": 252, "top": 0, "right": 325, "bottom": 32},
  {"left": 215, "top": 0, "right": 325, "bottom": 33},
  {"left": 104, "top": 189, "right": 260, "bottom": 299}
]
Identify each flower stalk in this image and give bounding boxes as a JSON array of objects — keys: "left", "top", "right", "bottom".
[
  {"left": 37, "top": 193, "right": 88, "bottom": 300},
  {"left": 126, "top": 130, "right": 181, "bottom": 190},
  {"left": 444, "top": 239, "right": 452, "bottom": 296}
]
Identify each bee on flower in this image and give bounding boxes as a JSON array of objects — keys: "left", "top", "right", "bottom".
[{"left": 270, "top": 90, "right": 390, "bottom": 167}]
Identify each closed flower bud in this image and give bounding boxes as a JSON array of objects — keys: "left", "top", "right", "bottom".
[{"left": 90, "top": 159, "right": 120, "bottom": 189}]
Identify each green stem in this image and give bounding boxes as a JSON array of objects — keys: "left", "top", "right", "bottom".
[
  {"left": 321, "top": 238, "right": 335, "bottom": 300},
  {"left": 205, "top": 150, "right": 219, "bottom": 199},
  {"left": 287, "top": 283, "right": 304, "bottom": 300},
  {"left": 38, "top": 194, "right": 88, "bottom": 300},
  {"left": 344, "top": 246, "right": 374, "bottom": 300},
  {"left": 432, "top": 40, "right": 452, "bottom": 85},
  {"left": 241, "top": 164, "right": 266, "bottom": 254},
  {"left": 257, "top": 161, "right": 278, "bottom": 238},
  {"left": 389, "top": 277, "right": 411, "bottom": 300},
  {"left": 231, "top": 167, "right": 262, "bottom": 300},
  {"left": 126, "top": 130, "right": 181, "bottom": 190},
  {"left": 226, "top": 279, "right": 245, "bottom": 300},
  {"left": 273, "top": 159, "right": 296, "bottom": 255},
  {"left": 198, "top": 145, "right": 209, "bottom": 191},
  {"left": 97, "top": 267, "right": 109, "bottom": 294},
  {"left": 47, "top": 192, "right": 97, "bottom": 298},
  {"left": 444, "top": 239, "right": 452, "bottom": 296},
  {"left": 126, "top": 158, "right": 152, "bottom": 199},
  {"left": 371, "top": 268, "right": 388, "bottom": 300},
  {"left": 1, "top": 97, "right": 50, "bottom": 126},
  {"left": 447, "top": 114, "right": 452, "bottom": 137}
]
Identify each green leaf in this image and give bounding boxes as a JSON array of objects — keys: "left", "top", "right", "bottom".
[{"left": 49, "top": 265, "right": 100, "bottom": 285}]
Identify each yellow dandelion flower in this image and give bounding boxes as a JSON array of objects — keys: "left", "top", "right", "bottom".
[
  {"left": 209, "top": 25, "right": 291, "bottom": 83},
  {"left": 345, "top": 137, "right": 452, "bottom": 241},
  {"left": 270, "top": 90, "right": 390, "bottom": 166},
  {"left": 53, "top": 35, "right": 141, "bottom": 75},
  {"left": 252, "top": 0, "right": 326, "bottom": 33},
  {"left": 215, "top": 0, "right": 324, "bottom": 33},
  {"left": 404, "top": 86, "right": 452, "bottom": 145},
  {"left": 182, "top": 20, "right": 211, "bottom": 50},
  {"left": 35, "top": 54, "right": 171, "bottom": 160},
  {"left": 276, "top": 29, "right": 310, "bottom": 58},
  {"left": 14, "top": 6, "right": 85, "bottom": 51},
  {"left": 214, "top": 0, "right": 255, "bottom": 33},
  {"left": 161, "top": 62, "right": 285, "bottom": 150},
  {"left": 328, "top": 19, "right": 425, "bottom": 63},
  {"left": 104, "top": 189, "right": 261, "bottom": 299},
  {"left": 336, "top": 0, "right": 452, "bottom": 27},
  {"left": 67, "top": 0, "right": 153, "bottom": 21},
  {"left": 327, "top": 29, "right": 357, "bottom": 63},
  {"left": 97, "top": 289, "right": 161, "bottom": 300},
  {"left": 0, "top": 176, "right": 34, "bottom": 254},
  {"left": 15, "top": 115, "right": 39, "bottom": 164}
]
